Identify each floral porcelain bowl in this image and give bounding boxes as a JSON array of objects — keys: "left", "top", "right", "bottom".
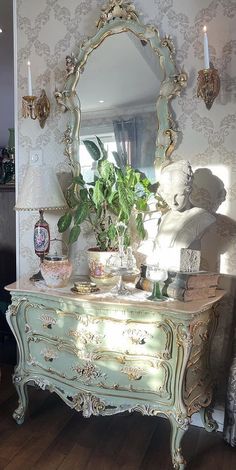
[
  {"left": 40, "top": 238, "right": 73, "bottom": 288},
  {"left": 40, "top": 238, "right": 72, "bottom": 288},
  {"left": 41, "top": 253, "right": 72, "bottom": 288}
]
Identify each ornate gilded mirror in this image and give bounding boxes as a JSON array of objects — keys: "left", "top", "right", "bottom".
[{"left": 56, "top": 0, "right": 187, "bottom": 181}]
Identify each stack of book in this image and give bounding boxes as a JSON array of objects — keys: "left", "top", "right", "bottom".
[{"left": 162, "top": 271, "right": 220, "bottom": 302}]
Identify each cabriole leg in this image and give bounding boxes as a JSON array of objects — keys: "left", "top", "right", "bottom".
[
  {"left": 12, "top": 373, "right": 28, "bottom": 424},
  {"left": 169, "top": 415, "right": 189, "bottom": 470},
  {"left": 199, "top": 407, "right": 218, "bottom": 432}
]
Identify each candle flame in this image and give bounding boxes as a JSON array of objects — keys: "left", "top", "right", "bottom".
[
  {"left": 203, "top": 25, "right": 207, "bottom": 33},
  {"left": 27, "top": 60, "right": 31, "bottom": 66}
]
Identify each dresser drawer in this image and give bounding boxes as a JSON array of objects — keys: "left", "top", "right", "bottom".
[
  {"left": 23, "top": 301, "right": 174, "bottom": 361},
  {"left": 26, "top": 336, "right": 173, "bottom": 403}
]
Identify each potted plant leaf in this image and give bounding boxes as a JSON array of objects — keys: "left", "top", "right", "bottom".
[{"left": 57, "top": 136, "right": 159, "bottom": 282}]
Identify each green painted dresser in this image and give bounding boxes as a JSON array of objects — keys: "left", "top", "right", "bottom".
[{"left": 5, "top": 278, "right": 224, "bottom": 469}]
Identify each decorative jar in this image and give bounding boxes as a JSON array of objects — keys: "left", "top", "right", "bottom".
[{"left": 41, "top": 239, "right": 72, "bottom": 288}]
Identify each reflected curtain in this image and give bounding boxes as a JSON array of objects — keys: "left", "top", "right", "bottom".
[
  {"left": 113, "top": 117, "right": 140, "bottom": 168},
  {"left": 113, "top": 114, "right": 156, "bottom": 182}
]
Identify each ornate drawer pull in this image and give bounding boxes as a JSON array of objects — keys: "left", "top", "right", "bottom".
[
  {"left": 121, "top": 366, "right": 145, "bottom": 381},
  {"left": 123, "top": 328, "right": 152, "bottom": 345},
  {"left": 25, "top": 323, "right": 31, "bottom": 334},
  {"left": 72, "top": 361, "right": 106, "bottom": 383},
  {"left": 40, "top": 314, "right": 57, "bottom": 329},
  {"left": 68, "top": 328, "right": 104, "bottom": 345},
  {"left": 40, "top": 348, "right": 58, "bottom": 362}
]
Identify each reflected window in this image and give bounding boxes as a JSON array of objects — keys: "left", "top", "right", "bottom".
[{"left": 79, "top": 133, "right": 117, "bottom": 182}]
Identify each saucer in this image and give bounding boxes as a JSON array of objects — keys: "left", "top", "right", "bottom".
[{"left": 71, "top": 281, "right": 99, "bottom": 294}]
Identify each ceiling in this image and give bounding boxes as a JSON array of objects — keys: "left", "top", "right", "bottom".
[{"left": 78, "top": 32, "right": 163, "bottom": 116}]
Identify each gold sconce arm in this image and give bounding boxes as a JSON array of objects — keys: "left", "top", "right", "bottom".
[
  {"left": 197, "top": 67, "right": 220, "bottom": 110},
  {"left": 22, "top": 89, "right": 50, "bottom": 129}
]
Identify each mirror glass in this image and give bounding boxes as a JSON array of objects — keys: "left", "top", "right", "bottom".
[
  {"left": 57, "top": 1, "right": 186, "bottom": 183},
  {"left": 77, "top": 32, "right": 164, "bottom": 182}
]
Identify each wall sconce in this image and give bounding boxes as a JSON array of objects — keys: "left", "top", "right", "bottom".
[
  {"left": 22, "top": 90, "right": 50, "bottom": 129},
  {"left": 22, "top": 61, "right": 50, "bottom": 128},
  {"left": 197, "top": 26, "right": 220, "bottom": 110}
]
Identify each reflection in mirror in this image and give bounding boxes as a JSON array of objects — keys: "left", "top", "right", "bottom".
[
  {"left": 79, "top": 33, "right": 163, "bottom": 113},
  {"left": 78, "top": 32, "right": 163, "bottom": 182},
  {"left": 56, "top": 0, "right": 187, "bottom": 181}
]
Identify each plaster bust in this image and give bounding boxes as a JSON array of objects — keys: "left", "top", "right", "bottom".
[{"left": 139, "top": 160, "right": 216, "bottom": 270}]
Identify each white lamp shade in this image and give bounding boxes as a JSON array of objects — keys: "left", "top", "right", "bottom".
[{"left": 15, "top": 165, "right": 68, "bottom": 211}]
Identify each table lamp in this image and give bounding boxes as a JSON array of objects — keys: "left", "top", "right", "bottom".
[{"left": 15, "top": 164, "right": 68, "bottom": 280}]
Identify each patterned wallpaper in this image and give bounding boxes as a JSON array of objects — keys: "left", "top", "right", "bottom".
[{"left": 16, "top": 0, "right": 236, "bottom": 402}]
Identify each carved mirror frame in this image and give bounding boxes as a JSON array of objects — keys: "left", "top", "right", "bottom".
[{"left": 56, "top": 0, "right": 187, "bottom": 178}]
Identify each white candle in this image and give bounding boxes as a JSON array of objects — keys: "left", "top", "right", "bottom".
[
  {"left": 203, "top": 25, "right": 210, "bottom": 69},
  {"left": 27, "top": 60, "right": 32, "bottom": 96}
]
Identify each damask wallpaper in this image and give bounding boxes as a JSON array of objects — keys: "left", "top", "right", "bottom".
[{"left": 16, "top": 0, "right": 236, "bottom": 413}]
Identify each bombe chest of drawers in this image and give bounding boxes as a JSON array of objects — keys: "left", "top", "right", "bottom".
[{"left": 5, "top": 278, "right": 224, "bottom": 469}]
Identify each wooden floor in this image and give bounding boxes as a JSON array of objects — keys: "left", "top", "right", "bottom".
[{"left": 0, "top": 366, "right": 236, "bottom": 470}]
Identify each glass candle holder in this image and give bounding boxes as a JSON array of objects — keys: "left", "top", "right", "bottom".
[
  {"left": 146, "top": 265, "right": 168, "bottom": 301},
  {"left": 105, "top": 222, "right": 138, "bottom": 295}
]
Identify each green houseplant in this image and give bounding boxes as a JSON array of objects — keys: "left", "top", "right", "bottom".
[
  {"left": 58, "top": 137, "right": 155, "bottom": 252},
  {"left": 58, "top": 137, "right": 168, "bottom": 283}
]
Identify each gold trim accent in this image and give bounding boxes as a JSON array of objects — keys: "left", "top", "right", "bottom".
[
  {"left": 197, "top": 68, "right": 220, "bottom": 110},
  {"left": 183, "top": 308, "right": 218, "bottom": 415},
  {"left": 160, "top": 35, "right": 175, "bottom": 55},
  {"left": 97, "top": 0, "right": 139, "bottom": 29},
  {"left": 22, "top": 89, "right": 50, "bottom": 128},
  {"left": 7, "top": 296, "right": 27, "bottom": 316},
  {"left": 72, "top": 392, "right": 106, "bottom": 417}
]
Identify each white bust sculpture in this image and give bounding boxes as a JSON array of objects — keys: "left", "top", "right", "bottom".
[{"left": 139, "top": 160, "right": 216, "bottom": 271}]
